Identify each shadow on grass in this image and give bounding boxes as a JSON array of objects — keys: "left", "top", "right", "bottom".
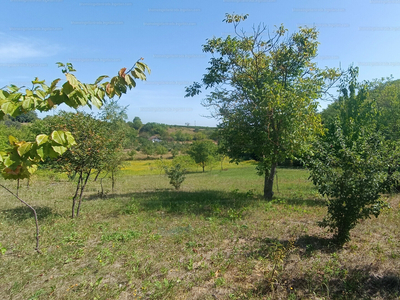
[
  {"left": 295, "top": 235, "right": 339, "bottom": 256},
  {"left": 246, "top": 235, "right": 399, "bottom": 299},
  {"left": 86, "top": 189, "right": 258, "bottom": 218},
  {"left": 271, "top": 197, "right": 326, "bottom": 207},
  {"left": 84, "top": 189, "right": 329, "bottom": 221},
  {"left": 254, "top": 266, "right": 400, "bottom": 299},
  {"left": 247, "top": 235, "right": 339, "bottom": 262},
  {"left": 0, "top": 206, "right": 60, "bottom": 222},
  {"left": 246, "top": 237, "right": 295, "bottom": 260}
]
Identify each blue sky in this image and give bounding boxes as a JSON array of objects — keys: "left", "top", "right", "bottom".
[{"left": 1, "top": 0, "right": 400, "bottom": 127}]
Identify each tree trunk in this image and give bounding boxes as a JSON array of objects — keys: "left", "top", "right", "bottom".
[
  {"left": 94, "top": 170, "right": 101, "bottom": 182},
  {"left": 17, "top": 178, "right": 20, "bottom": 197},
  {"left": 71, "top": 171, "right": 83, "bottom": 218},
  {"left": 111, "top": 170, "right": 115, "bottom": 193},
  {"left": 264, "top": 163, "right": 277, "bottom": 200},
  {"left": 76, "top": 169, "right": 91, "bottom": 217}
]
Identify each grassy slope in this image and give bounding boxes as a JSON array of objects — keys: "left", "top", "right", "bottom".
[{"left": 0, "top": 164, "right": 399, "bottom": 300}]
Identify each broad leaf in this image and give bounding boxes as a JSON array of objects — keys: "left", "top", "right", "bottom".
[
  {"left": 91, "top": 96, "right": 103, "bottom": 109},
  {"left": 27, "top": 165, "right": 38, "bottom": 174},
  {"left": 8, "top": 135, "right": 18, "bottom": 145},
  {"left": 1, "top": 102, "right": 16, "bottom": 115},
  {"left": 3, "top": 156, "right": 15, "bottom": 168},
  {"left": 36, "top": 134, "right": 49, "bottom": 146},
  {"left": 65, "top": 132, "right": 77, "bottom": 146},
  {"left": 52, "top": 145, "right": 68, "bottom": 155},
  {"left": 135, "top": 62, "right": 145, "bottom": 72},
  {"left": 17, "top": 142, "right": 33, "bottom": 156},
  {"left": 22, "top": 97, "right": 34, "bottom": 110},
  {"left": 51, "top": 131, "right": 67, "bottom": 145},
  {"left": 66, "top": 73, "right": 79, "bottom": 88},
  {"left": 125, "top": 74, "right": 136, "bottom": 87}
]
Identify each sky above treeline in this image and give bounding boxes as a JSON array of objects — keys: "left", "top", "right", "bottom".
[{"left": 1, "top": 0, "right": 399, "bottom": 127}]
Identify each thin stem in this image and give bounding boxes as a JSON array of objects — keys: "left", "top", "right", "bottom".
[
  {"left": 76, "top": 169, "right": 91, "bottom": 217},
  {"left": 17, "top": 178, "right": 20, "bottom": 197},
  {"left": 0, "top": 184, "right": 41, "bottom": 254},
  {"left": 71, "top": 171, "right": 83, "bottom": 218},
  {"left": 125, "top": 59, "right": 143, "bottom": 75}
]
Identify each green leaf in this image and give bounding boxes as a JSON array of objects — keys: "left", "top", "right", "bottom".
[
  {"left": 91, "top": 96, "right": 103, "bottom": 109},
  {"left": 8, "top": 85, "right": 20, "bottom": 93},
  {"left": 17, "top": 142, "right": 32, "bottom": 156},
  {"left": 1, "top": 102, "right": 16, "bottom": 115},
  {"left": 3, "top": 156, "right": 15, "bottom": 168},
  {"left": 125, "top": 74, "right": 136, "bottom": 88},
  {"left": 65, "top": 132, "right": 77, "bottom": 146},
  {"left": 97, "top": 88, "right": 105, "bottom": 100},
  {"left": 32, "top": 78, "right": 45, "bottom": 84},
  {"left": 49, "top": 78, "right": 61, "bottom": 91},
  {"left": 22, "top": 97, "right": 34, "bottom": 110},
  {"left": 137, "top": 61, "right": 151, "bottom": 74},
  {"left": 135, "top": 62, "right": 145, "bottom": 72},
  {"left": 94, "top": 75, "right": 109, "bottom": 85},
  {"left": 36, "top": 89, "right": 46, "bottom": 99},
  {"left": 36, "top": 134, "right": 49, "bottom": 146},
  {"left": 27, "top": 165, "right": 38, "bottom": 175},
  {"left": 134, "top": 68, "right": 146, "bottom": 80},
  {"left": 66, "top": 73, "right": 79, "bottom": 88},
  {"left": 52, "top": 145, "right": 68, "bottom": 155},
  {"left": 0, "top": 90, "right": 9, "bottom": 100},
  {"left": 131, "top": 70, "right": 140, "bottom": 79},
  {"left": 8, "top": 135, "right": 18, "bottom": 145},
  {"left": 61, "top": 81, "right": 75, "bottom": 97},
  {"left": 36, "top": 147, "right": 45, "bottom": 160},
  {"left": 51, "top": 130, "right": 67, "bottom": 145}
]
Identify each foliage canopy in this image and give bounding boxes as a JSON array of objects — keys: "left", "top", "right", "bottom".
[
  {"left": 306, "top": 67, "right": 396, "bottom": 245},
  {"left": 186, "top": 13, "right": 339, "bottom": 199}
]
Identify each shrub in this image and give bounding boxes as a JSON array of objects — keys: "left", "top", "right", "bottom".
[{"left": 163, "top": 164, "right": 186, "bottom": 190}]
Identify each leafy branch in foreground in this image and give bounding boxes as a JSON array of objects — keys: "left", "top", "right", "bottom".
[{"left": 0, "top": 59, "right": 150, "bottom": 252}]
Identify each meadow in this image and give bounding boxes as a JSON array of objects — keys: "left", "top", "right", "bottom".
[{"left": 0, "top": 161, "right": 399, "bottom": 299}]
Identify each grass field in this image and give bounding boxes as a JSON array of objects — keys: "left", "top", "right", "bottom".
[{"left": 0, "top": 162, "right": 399, "bottom": 299}]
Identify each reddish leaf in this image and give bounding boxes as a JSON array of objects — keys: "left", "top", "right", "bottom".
[
  {"left": 5, "top": 165, "right": 21, "bottom": 175},
  {"left": 118, "top": 68, "right": 127, "bottom": 78}
]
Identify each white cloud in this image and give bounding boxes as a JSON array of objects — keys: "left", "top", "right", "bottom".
[{"left": 0, "top": 33, "right": 62, "bottom": 62}]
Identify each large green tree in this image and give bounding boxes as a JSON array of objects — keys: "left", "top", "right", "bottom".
[{"left": 185, "top": 14, "right": 339, "bottom": 199}]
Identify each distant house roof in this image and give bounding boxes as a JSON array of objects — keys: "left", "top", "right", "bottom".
[{"left": 149, "top": 135, "right": 162, "bottom": 143}]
